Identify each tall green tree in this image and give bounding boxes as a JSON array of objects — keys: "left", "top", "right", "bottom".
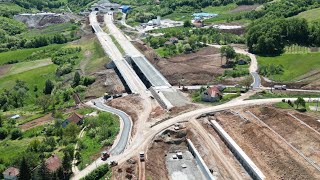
[
  {"left": 18, "top": 157, "right": 31, "bottom": 180},
  {"left": 37, "top": 160, "right": 51, "bottom": 180},
  {"left": 294, "top": 97, "right": 306, "bottom": 109},
  {"left": 73, "top": 71, "right": 81, "bottom": 87},
  {"left": 43, "top": 79, "right": 54, "bottom": 95},
  {"left": 220, "top": 45, "right": 236, "bottom": 65}
]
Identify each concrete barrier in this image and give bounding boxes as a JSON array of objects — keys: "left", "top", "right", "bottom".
[
  {"left": 210, "top": 120, "right": 266, "bottom": 180},
  {"left": 187, "top": 139, "right": 215, "bottom": 180}
]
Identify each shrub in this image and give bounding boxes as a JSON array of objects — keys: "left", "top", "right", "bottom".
[
  {"left": 81, "top": 164, "right": 109, "bottom": 180},
  {"left": 11, "top": 128, "right": 22, "bottom": 140},
  {"left": 0, "top": 127, "right": 8, "bottom": 139}
]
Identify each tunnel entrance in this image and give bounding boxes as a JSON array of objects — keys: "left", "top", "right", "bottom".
[{"left": 94, "top": 8, "right": 99, "bottom": 11}]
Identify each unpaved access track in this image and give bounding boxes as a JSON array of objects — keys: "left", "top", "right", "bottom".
[{"left": 214, "top": 110, "right": 320, "bottom": 179}]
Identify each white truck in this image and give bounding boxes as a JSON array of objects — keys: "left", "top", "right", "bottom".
[{"left": 274, "top": 85, "right": 287, "bottom": 90}]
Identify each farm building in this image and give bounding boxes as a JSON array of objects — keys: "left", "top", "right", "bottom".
[
  {"left": 3, "top": 167, "right": 19, "bottom": 180},
  {"left": 62, "top": 112, "right": 84, "bottom": 128},
  {"left": 120, "top": 5, "right": 131, "bottom": 13},
  {"left": 201, "top": 86, "right": 223, "bottom": 102}
]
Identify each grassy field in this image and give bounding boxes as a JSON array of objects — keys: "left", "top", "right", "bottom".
[
  {"left": 293, "top": 7, "right": 320, "bottom": 22},
  {"left": 66, "top": 37, "right": 109, "bottom": 74},
  {"left": 0, "top": 136, "right": 43, "bottom": 164},
  {"left": 0, "top": 44, "right": 63, "bottom": 65},
  {"left": 78, "top": 134, "right": 102, "bottom": 170},
  {"left": 0, "top": 64, "right": 56, "bottom": 95},
  {"left": 249, "top": 90, "right": 320, "bottom": 99},
  {"left": 258, "top": 52, "right": 320, "bottom": 81},
  {"left": 203, "top": 4, "right": 251, "bottom": 24},
  {"left": 4, "top": 59, "right": 52, "bottom": 77},
  {"left": 163, "top": 13, "right": 193, "bottom": 21}
]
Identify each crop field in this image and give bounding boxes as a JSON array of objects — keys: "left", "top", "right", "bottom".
[{"left": 258, "top": 52, "right": 320, "bottom": 81}]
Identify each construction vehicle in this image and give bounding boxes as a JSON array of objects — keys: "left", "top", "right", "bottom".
[
  {"left": 101, "top": 151, "right": 110, "bottom": 161},
  {"left": 139, "top": 151, "right": 145, "bottom": 161},
  {"left": 274, "top": 85, "right": 287, "bottom": 90},
  {"left": 110, "top": 161, "right": 118, "bottom": 167}
]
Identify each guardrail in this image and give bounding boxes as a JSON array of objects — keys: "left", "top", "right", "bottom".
[
  {"left": 210, "top": 120, "right": 266, "bottom": 180},
  {"left": 187, "top": 139, "right": 215, "bottom": 180}
]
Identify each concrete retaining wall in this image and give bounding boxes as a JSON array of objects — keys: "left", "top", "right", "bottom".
[
  {"left": 149, "top": 87, "right": 173, "bottom": 110},
  {"left": 210, "top": 120, "right": 266, "bottom": 180},
  {"left": 187, "top": 139, "right": 215, "bottom": 180}
]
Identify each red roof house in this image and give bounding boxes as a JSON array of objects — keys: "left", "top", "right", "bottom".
[
  {"left": 45, "top": 155, "right": 62, "bottom": 172},
  {"left": 201, "top": 86, "right": 223, "bottom": 102},
  {"left": 3, "top": 167, "right": 19, "bottom": 180}
]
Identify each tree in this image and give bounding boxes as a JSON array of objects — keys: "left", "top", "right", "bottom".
[
  {"left": 64, "top": 123, "right": 80, "bottom": 142},
  {"left": 36, "top": 95, "right": 52, "bottom": 113},
  {"left": 294, "top": 97, "right": 306, "bottom": 109},
  {"left": 73, "top": 71, "right": 81, "bottom": 87},
  {"left": 240, "top": 76, "right": 252, "bottom": 89},
  {"left": 62, "top": 151, "right": 72, "bottom": 174},
  {"left": 43, "top": 79, "right": 54, "bottom": 95},
  {"left": 183, "top": 20, "right": 191, "bottom": 27},
  {"left": 37, "top": 160, "right": 50, "bottom": 180},
  {"left": 220, "top": 45, "right": 236, "bottom": 65},
  {"left": 18, "top": 157, "right": 31, "bottom": 180}
]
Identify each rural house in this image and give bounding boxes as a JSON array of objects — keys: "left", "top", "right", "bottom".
[
  {"left": 201, "top": 86, "right": 223, "bottom": 102},
  {"left": 62, "top": 112, "right": 84, "bottom": 128},
  {"left": 3, "top": 167, "right": 19, "bottom": 180},
  {"left": 46, "top": 154, "right": 62, "bottom": 172}
]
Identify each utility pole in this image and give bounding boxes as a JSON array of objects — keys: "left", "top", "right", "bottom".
[{"left": 316, "top": 98, "right": 319, "bottom": 111}]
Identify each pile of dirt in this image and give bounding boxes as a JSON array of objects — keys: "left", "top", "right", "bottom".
[
  {"left": 85, "top": 69, "right": 126, "bottom": 99},
  {"left": 106, "top": 95, "right": 143, "bottom": 136},
  {"left": 14, "top": 13, "right": 73, "bottom": 28},
  {"left": 135, "top": 43, "right": 244, "bottom": 86},
  {"left": 215, "top": 110, "right": 320, "bottom": 179},
  {"left": 112, "top": 158, "right": 138, "bottom": 180}
]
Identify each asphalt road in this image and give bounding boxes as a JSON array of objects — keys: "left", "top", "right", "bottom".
[
  {"left": 93, "top": 99, "right": 132, "bottom": 155},
  {"left": 89, "top": 12, "right": 146, "bottom": 94},
  {"left": 251, "top": 72, "right": 261, "bottom": 89}
]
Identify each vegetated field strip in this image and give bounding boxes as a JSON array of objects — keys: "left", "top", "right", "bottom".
[
  {"left": 0, "top": 136, "right": 43, "bottom": 163},
  {"left": 215, "top": 110, "right": 320, "bottom": 179},
  {"left": 3, "top": 58, "right": 52, "bottom": 77},
  {"left": 250, "top": 107, "right": 320, "bottom": 170},
  {"left": 0, "top": 44, "right": 63, "bottom": 65},
  {"left": 0, "top": 64, "right": 56, "bottom": 92},
  {"left": 293, "top": 7, "right": 320, "bottom": 22},
  {"left": 202, "top": 3, "right": 237, "bottom": 14},
  {"left": 22, "top": 22, "right": 75, "bottom": 38},
  {"left": 257, "top": 53, "right": 320, "bottom": 82}
]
